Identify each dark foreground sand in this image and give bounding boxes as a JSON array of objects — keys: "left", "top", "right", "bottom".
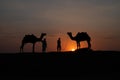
[{"left": 0, "top": 50, "right": 119, "bottom": 79}]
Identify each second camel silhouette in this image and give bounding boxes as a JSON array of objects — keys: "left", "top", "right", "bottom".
[{"left": 67, "top": 32, "right": 91, "bottom": 50}]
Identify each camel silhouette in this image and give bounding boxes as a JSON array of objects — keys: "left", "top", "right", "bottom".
[
  {"left": 20, "top": 33, "right": 46, "bottom": 53},
  {"left": 67, "top": 32, "right": 91, "bottom": 50}
]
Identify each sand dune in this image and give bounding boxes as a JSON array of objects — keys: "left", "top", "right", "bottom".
[{"left": 0, "top": 50, "right": 119, "bottom": 79}]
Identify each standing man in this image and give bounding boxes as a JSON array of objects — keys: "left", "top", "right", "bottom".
[
  {"left": 42, "top": 38, "right": 47, "bottom": 53},
  {"left": 57, "top": 38, "right": 61, "bottom": 52}
]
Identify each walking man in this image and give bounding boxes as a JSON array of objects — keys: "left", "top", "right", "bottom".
[
  {"left": 42, "top": 38, "right": 47, "bottom": 53},
  {"left": 57, "top": 38, "right": 61, "bottom": 52}
]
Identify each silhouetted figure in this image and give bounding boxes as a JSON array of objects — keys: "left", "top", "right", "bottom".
[
  {"left": 20, "top": 33, "right": 46, "bottom": 53},
  {"left": 67, "top": 32, "right": 91, "bottom": 49},
  {"left": 57, "top": 38, "right": 61, "bottom": 52},
  {"left": 41, "top": 38, "right": 47, "bottom": 53}
]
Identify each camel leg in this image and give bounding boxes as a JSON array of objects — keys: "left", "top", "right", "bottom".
[
  {"left": 78, "top": 42, "right": 80, "bottom": 49},
  {"left": 77, "top": 43, "right": 79, "bottom": 49},
  {"left": 20, "top": 47, "right": 22, "bottom": 53},
  {"left": 87, "top": 40, "right": 91, "bottom": 49},
  {"left": 32, "top": 43, "right": 35, "bottom": 53},
  {"left": 20, "top": 43, "right": 24, "bottom": 53},
  {"left": 77, "top": 42, "right": 80, "bottom": 50}
]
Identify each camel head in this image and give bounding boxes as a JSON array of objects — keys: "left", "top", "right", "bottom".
[
  {"left": 67, "top": 32, "right": 72, "bottom": 35},
  {"left": 39, "top": 33, "right": 46, "bottom": 41},
  {"left": 41, "top": 33, "right": 46, "bottom": 36},
  {"left": 67, "top": 32, "right": 75, "bottom": 40}
]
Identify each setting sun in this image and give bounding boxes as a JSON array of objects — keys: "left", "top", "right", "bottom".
[{"left": 71, "top": 48, "right": 75, "bottom": 51}]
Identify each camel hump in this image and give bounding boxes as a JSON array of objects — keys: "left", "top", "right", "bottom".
[
  {"left": 25, "top": 34, "right": 35, "bottom": 37},
  {"left": 23, "top": 34, "right": 36, "bottom": 40},
  {"left": 77, "top": 32, "right": 91, "bottom": 40},
  {"left": 80, "top": 32, "right": 89, "bottom": 36},
  {"left": 82, "top": 32, "right": 91, "bottom": 40},
  {"left": 76, "top": 32, "right": 86, "bottom": 36}
]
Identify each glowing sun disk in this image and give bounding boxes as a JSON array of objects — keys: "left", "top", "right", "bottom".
[{"left": 71, "top": 48, "right": 75, "bottom": 51}]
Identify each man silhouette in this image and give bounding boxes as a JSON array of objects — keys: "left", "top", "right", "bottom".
[
  {"left": 57, "top": 38, "right": 61, "bottom": 52},
  {"left": 42, "top": 38, "right": 47, "bottom": 53}
]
